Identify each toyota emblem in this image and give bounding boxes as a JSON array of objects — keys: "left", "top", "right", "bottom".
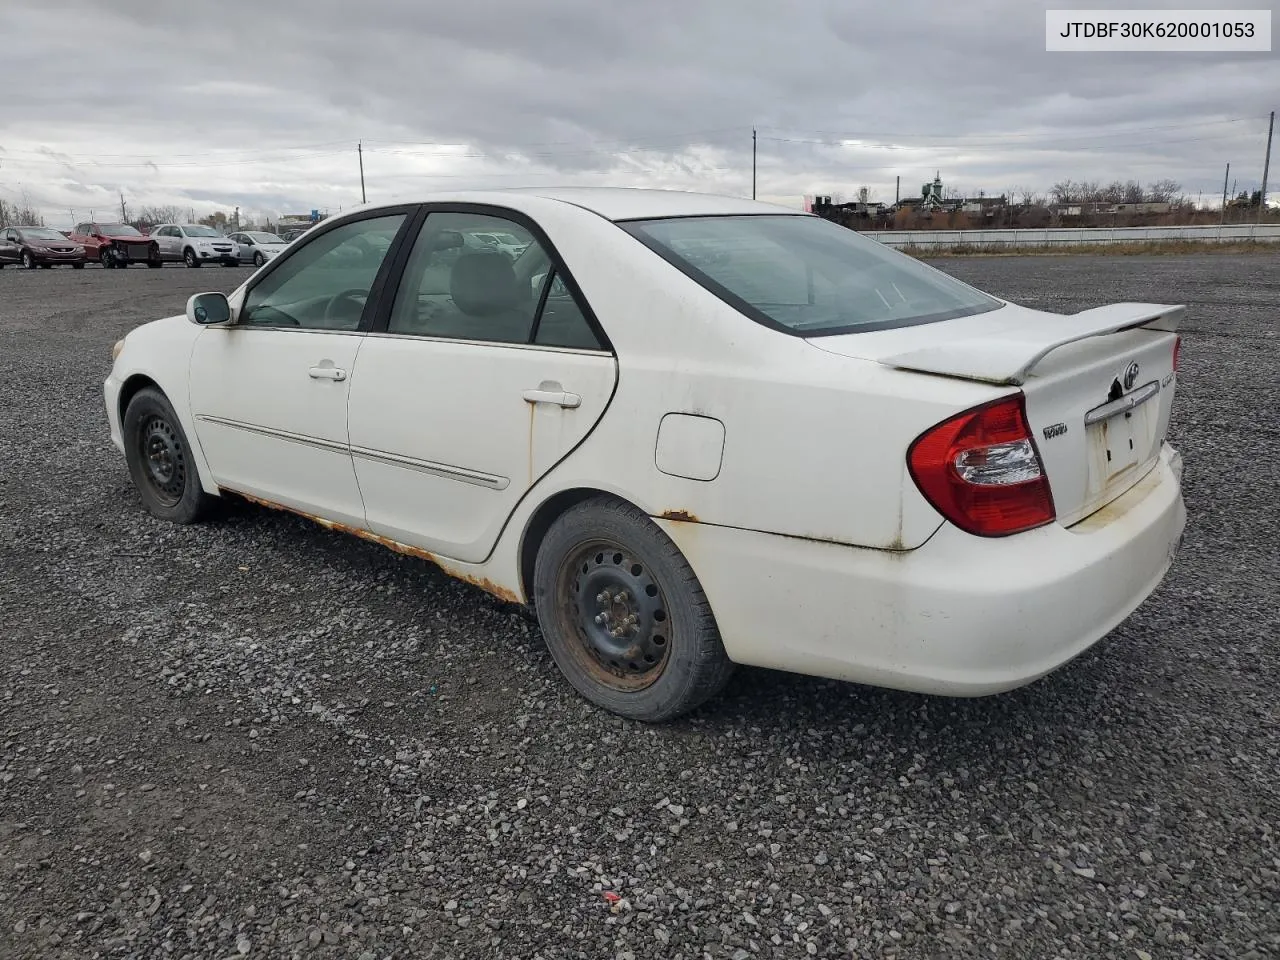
[{"left": 1122, "top": 361, "right": 1140, "bottom": 391}]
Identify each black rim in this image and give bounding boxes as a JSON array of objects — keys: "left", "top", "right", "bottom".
[
  {"left": 554, "top": 538, "right": 672, "bottom": 691},
  {"left": 137, "top": 414, "right": 187, "bottom": 505}
]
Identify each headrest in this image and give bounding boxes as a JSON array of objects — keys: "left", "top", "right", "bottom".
[{"left": 450, "top": 252, "right": 522, "bottom": 317}]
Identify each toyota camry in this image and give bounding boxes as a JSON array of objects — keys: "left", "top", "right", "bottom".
[{"left": 104, "top": 188, "right": 1186, "bottom": 721}]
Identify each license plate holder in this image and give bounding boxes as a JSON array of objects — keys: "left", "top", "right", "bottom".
[{"left": 1100, "top": 410, "right": 1139, "bottom": 480}]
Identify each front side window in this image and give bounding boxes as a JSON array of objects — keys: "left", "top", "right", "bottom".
[
  {"left": 622, "top": 215, "right": 1000, "bottom": 336},
  {"left": 241, "top": 214, "right": 405, "bottom": 331},
  {"left": 388, "top": 211, "right": 602, "bottom": 349}
]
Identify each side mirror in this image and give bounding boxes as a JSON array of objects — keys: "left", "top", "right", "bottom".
[{"left": 187, "top": 292, "right": 232, "bottom": 326}]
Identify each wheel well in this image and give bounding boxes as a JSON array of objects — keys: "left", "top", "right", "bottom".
[
  {"left": 519, "top": 488, "right": 639, "bottom": 602},
  {"left": 118, "top": 374, "right": 161, "bottom": 423}
]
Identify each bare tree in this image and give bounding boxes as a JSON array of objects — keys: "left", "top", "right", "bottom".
[
  {"left": 1122, "top": 180, "right": 1145, "bottom": 204},
  {"left": 1077, "top": 180, "right": 1102, "bottom": 203},
  {"left": 0, "top": 197, "right": 45, "bottom": 227},
  {"left": 136, "top": 204, "right": 186, "bottom": 226},
  {"left": 1146, "top": 178, "right": 1182, "bottom": 203},
  {"left": 1100, "top": 181, "right": 1126, "bottom": 204},
  {"left": 1050, "top": 180, "right": 1078, "bottom": 204}
]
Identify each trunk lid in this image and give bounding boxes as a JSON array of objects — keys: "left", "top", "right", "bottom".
[{"left": 809, "top": 302, "right": 1182, "bottom": 526}]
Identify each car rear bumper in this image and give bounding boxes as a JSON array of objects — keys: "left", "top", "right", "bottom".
[{"left": 655, "top": 444, "right": 1186, "bottom": 696}]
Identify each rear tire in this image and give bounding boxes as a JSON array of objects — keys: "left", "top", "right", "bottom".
[
  {"left": 532, "top": 496, "right": 734, "bottom": 722},
  {"left": 122, "top": 387, "right": 217, "bottom": 525},
  {"left": 184, "top": 248, "right": 200, "bottom": 268}
]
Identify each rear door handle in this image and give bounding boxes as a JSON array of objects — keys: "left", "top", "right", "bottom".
[
  {"left": 308, "top": 364, "right": 347, "bottom": 381},
  {"left": 522, "top": 387, "right": 581, "bottom": 408}
]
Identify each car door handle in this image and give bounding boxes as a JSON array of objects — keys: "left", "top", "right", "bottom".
[
  {"left": 308, "top": 365, "right": 347, "bottom": 381},
  {"left": 522, "top": 386, "right": 581, "bottom": 408}
]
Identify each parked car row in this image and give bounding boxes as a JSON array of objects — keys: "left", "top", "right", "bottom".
[{"left": 1, "top": 221, "right": 529, "bottom": 271}]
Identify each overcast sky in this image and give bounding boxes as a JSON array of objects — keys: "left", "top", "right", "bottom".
[{"left": 1, "top": 0, "right": 1275, "bottom": 225}]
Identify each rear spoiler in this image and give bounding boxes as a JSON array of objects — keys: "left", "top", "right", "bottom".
[{"left": 881, "top": 303, "right": 1184, "bottom": 386}]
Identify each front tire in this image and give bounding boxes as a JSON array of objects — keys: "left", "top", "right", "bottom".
[
  {"left": 122, "top": 387, "right": 216, "bottom": 524},
  {"left": 253, "top": 251, "right": 265, "bottom": 267},
  {"left": 99, "top": 249, "right": 114, "bottom": 269},
  {"left": 184, "top": 248, "right": 200, "bottom": 268},
  {"left": 533, "top": 496, "right": 734, "bottom": 721},
  {"left": 22, "top": 251, "right": 36, "bottom": 269}
]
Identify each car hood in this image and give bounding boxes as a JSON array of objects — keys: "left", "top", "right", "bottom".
[{"left": 26, "top": 238, "right": 81, "bottom": 249}]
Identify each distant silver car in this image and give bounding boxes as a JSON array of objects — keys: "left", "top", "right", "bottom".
[
  {"left": 229, "top": 231, "right": 288, "bottom": 267},
  {"left": 150, "top": 224, "right": 240, "bottom": 267}
]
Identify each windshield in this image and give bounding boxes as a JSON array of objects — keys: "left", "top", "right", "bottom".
[
  {"left": 21, "top": 228, "right": 68, "bottom": 240},
  {"left": 98, "top": 223, "right": 141, "bottom": 236},
  {"left": 247, "top": 232, "right": 284, "bottom": 244},
  {"left": 183, "top": 225, "right": 221, "bottom": 238},
  {"left": 622, "top": 215, "right": 1001, "bottom": 336}
]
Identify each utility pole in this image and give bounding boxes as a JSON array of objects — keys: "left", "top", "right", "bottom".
[
  {"left": 119, "top": 191, "right": 126, "bottom": 222},
  {"left": 1221, "top": 162, "right": 1230, "bottom": 224},
  {"left": 751, "top": 128, "right": 756, "bottom": 200},
  {"left": 1259, "top": 109, "right": 1274, "bottom": 223},
  {"left": 895, "top": 175, "right": 900, "bottom": 205},
  {"left": 358, "top": 141, "right": 367, "bottom": 204}
]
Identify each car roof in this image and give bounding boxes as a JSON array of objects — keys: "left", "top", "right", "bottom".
[{"left": 355, "top": 187, "right": 805, "bottom": 223}]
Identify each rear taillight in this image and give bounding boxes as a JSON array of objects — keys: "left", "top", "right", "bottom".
[
  {"left": 1172, "top": 335, "right": 1181, "bottom": 373},
  {"left": 907, "top": 395, "right": 1056, "bottom": 537}
]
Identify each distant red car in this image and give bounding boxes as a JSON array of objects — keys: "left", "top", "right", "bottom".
[{"left": 69, "top": 222, "right": 161, "bottom": 268}]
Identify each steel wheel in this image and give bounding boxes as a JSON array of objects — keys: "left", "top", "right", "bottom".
[
  {"left": 554, "top": 539, "right": 673, "bottom": 692},
  {"left": 136, "top": 414, "right": 188, "bottom": 507},
  {"left": 533, "top": 496, "right": 734, "bottom": 721}
]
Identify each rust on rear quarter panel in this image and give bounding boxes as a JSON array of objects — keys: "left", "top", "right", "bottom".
[{"left": 227, "top": 490, "right": 521, "bottom": 604}]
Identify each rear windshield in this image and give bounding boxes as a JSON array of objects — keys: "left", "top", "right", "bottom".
[{"left": 622, "top": 214, "right": 1000, "bottom": 336}]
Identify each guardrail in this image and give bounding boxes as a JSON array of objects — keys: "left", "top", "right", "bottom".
[{"left": 861, "top": 223, "right": 1280, "bottom": 249}]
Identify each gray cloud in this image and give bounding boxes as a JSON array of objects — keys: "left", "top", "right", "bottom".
[{"left": 1, "top": 0, "right": 1275, "bottom": 224}]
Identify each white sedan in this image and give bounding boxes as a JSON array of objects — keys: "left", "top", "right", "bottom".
[{"left": 104, "top": 189, "right": 1186, "bottom": 721}]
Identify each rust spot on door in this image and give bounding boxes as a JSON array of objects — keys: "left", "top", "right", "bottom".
[
  {"left": 658, "top": 509, "right": 699, "bottom": 523},
  {"left": 225, "top": 489, "right": 521, "bottom": 604}
]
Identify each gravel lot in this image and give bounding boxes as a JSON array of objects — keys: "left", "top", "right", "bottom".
[{"left": 1, "top": 255, "right": 1277, "bottom": 960}]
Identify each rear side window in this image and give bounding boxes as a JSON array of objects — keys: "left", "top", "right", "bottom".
[
  {"left": 388, "top": 211, "right": 602, "bottom": 349},
  {"left": 622, "top": 215, "right": 1000, "bottom": 336}
]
